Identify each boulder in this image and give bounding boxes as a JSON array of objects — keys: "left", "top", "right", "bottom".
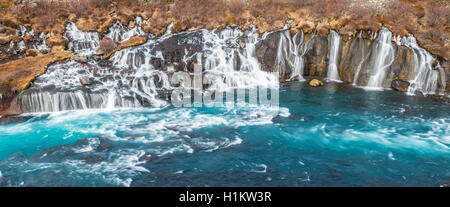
[
  {"left": 391, "top": 79, "right": 410, "bottom": 92},
  {"left": 71, "top": 55, "right": 88, "bottom": 63},
  {"left": 97, "top": 37, "right": 117, "bottom": 55},
  {"left": 309, "top": 79, "right": 324, "bottom": 87},
  {"left": 80, "top": 76, "right": 90, "bottom": 85}
]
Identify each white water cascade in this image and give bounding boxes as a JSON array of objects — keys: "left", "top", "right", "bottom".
[
  {"left": 327, "top": 30, "right": 341, "bottom": 82},
  {"left": 64, "top": 22, "right": 100, "bottom": 55},
  {"left": 271, "top": 29, "right": 308, "bottom": 81},
  {"left": 17, "top": 22, "right": 281, "bottom": 113},
  {"left": 401, "top": 35, "right": 446, "bottom": 95},
  {"left": 106, "top": 16, "right": 147, "bottom": 42},
  {"left": 366, "top": 27, "right": 395, "bottom": 88},
  {"left": 201, "top": 26, "right": 279, "bottom": 90},
  {"left": 14, "top": 22, "right": 447, "bottom": 113}
]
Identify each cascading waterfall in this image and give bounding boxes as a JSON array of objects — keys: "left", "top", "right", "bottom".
[
  {"left": 326, "top": 30, "right": 341, "bottom": 82},
  {"left": 106, "top": 16, "right": 147, "bottom": 42},
  {"left": 17, "top": 22, "right": 280, "bottom": 113},
  {"left": 201, "top": 26, "right": 279, "bottom": 90},
  {"left": 272, "top": 29, "right": 306, "bottom": 81},
  {"left": 401, "top": 35, "right": 446, "bottom": 95},
  {"left": 14, "top": 21, "right": 447, "bottom": 113},
  {"left": 366, "top": 27, "right": 395, "bottom": 88},
  {"left": 64, "top": 22, "right": 100, "bottom": 55}
]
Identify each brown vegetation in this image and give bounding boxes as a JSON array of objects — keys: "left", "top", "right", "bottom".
[
  {"left": 0, "top": 0, "right": 448, "bottom": 61},
  {"left": 0, "top": 51, "right": 73, "bottom": 92},
  {"left": 101, "top": 36, "right": 148, "bottom": 59}
]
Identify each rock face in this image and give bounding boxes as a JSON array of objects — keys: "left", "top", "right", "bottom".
[
  {"left": 254, "top": 29, "right": 448, "bottom": 95},
  {"left": 391, "top": 79, "right": 411, "bottom": 92},
  {"left": 0, "top": 51, "right": 74, "bottom": 114}
]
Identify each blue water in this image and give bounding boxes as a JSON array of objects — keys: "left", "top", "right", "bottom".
[{"left": 0, "top": 82, "right": 449, "bottom": 186}]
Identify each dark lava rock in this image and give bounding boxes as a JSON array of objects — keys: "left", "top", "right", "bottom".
[{"left": 391, "top": 79, "right": 410, "bottom": 92}]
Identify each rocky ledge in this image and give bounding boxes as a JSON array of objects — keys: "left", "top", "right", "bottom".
[{"left": 0, "top": 51, "right": 73, "bottom": 114}]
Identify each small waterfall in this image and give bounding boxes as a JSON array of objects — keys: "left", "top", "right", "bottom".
[
  {"left": 106, "top": 17, "right": 147, "bottom": 42},
  {"left": 401, "top": 35, "right": 446, "bottom": 95},
  {"left": 367, "top": 27, "right": 395, "bottom": 88},
  {"left": 327, "top": 30, "right": 341, "bottom": 82},
  {"left": 64, "top": 22, "right": 100, "bottom": 55},
  {"left": 35, "top": 32, "right": 50, "bottom": 52},
  {"left": 201, "top": 26, "right": 278, "bottom": 90},
  {"left": 272, "top": 30, "right": 306, "bottom": 81}
]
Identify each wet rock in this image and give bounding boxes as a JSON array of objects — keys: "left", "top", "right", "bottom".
[
  {"left": 391, "top": 79, "right": 410, "bottom": 92},
  {"left": 25, "top": 49, "right": 39, "bottom": 57},
  {"left": 80, "top": 76, "right": 90, "bottom": 86},
  {"left": 155, "top": 32, "right": 203, "bottom": 66},
  {"left": 255, "top": 31, "right": 279, "bottom": 73},
  {"left": 304, "top": 35, "right": 328, "bottom": 76},
  {"left": 71, "top": 55, "right": 88, "bottom": 63},
  {"left": 0, "top": 26, "right": 5, "bottom": 33},
  {"left": 309, "top": 79, "right": 324, "bottom": 87},
  {"left": 238, "top": 41, "right": 245, "bottom": 49}
]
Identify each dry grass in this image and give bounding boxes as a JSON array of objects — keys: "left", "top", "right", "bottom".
[{"left": 0, "top": 0, "right": 448, "bottom": 60}]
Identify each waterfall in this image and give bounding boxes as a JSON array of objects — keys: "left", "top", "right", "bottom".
[
  {"left": 17, "top": 22, "right": 279, "bottom": 113},
  {"left": 106, "top": 17, "right": 147, "bottom": 42},
  {"left": 401, "top": 35, "right": 446, "bottom": 95},
  {"left": 272, "top": 29, "right": 306, "bottom": 81},
  {"left": 327, "top": 30, "right": 341, "bottom": 82},
  {"left": 64, "top": 22, "right": 100, "bottom": 55},
  {"left": 201, "top": 26, "right": 278, "bottom": 90},
  {"left": 14, "top": 21, "right": 447, "bottom": 113},
  {"left": 366, "top": 27, "right": 395, "bottom": 88}
]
